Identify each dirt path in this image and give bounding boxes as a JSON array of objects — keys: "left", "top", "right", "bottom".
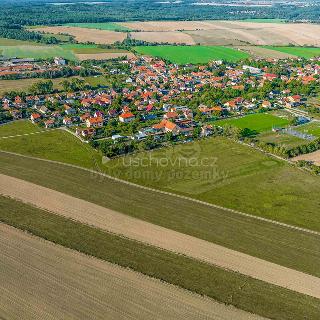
[
  {"left": 1, "top": 224, "right": 266, "bottom": 320},
  {"left": 1, "top": 174, "right": 320, "bottom": 299}
]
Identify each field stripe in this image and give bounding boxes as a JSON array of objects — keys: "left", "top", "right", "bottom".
[
  {"left": 0, "top": 223, "right": 266, "bottom": 320},
  {"left": 0, "top": 149, "right": 319, "bottom": 237},
  {"left": 1, "top": 173, "right": 320, "bottom": 300}
]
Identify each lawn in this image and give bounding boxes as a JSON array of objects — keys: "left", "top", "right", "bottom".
[
  {"left": 133, "top": 45, "right": 249, "bottom": 64},
  {"left": 296, "top": 122, "right": 320, "bottom": 137},
  {"left": 0, "top": 120, "right": 42, "bottom": 137},
  {"left": 264, "top": 46, "right": 320, "bottom": 59},
  {"left": 1, "top": 196, "right": 319, "bottom": 320},
  {"left": 214, "top": 113, "right": 290, "bottom": 133},
  {"left": 0, "top": 45, "right": 76, "bottom": 60},
  {"left": 63, "top": 22, "right": 131, "bottom": 32}
]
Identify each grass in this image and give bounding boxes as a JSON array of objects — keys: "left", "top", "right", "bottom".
[
  {"left": 83, "top": 75, "right": 108, "bottom": 87},
  {"left": 0, "top": 45, "right": 77, "bottom": 60},
  {"left": 296, "top": 122, "right": 320, "bottom": 137},
  {"left": 0, "top": 120, "right": 42, "bottom": 137},
  {"left": 63, "top": 22, "right": 131, "bottom": 32},
  {"left": 264, "top": 46, "right": 320, "bottom": 59},
  {"left": 0, "top": 129, "right": 101, "bottom": 168},
  {"left": 1, "top": 144, "right": 320, "bottom": 280},
  {"left": 257, "top": 131, "right": 309, "bottom": 148},
  {"left": 214, "top": 113, "right": 290, "bottom": 133},
  {"left": 134, "top": 45, "right": 249, "bottom": 64},
  {"left": 0, "top": 37, "right": 43, "bottom": 46},
  {"left": 1, "top": 195, "right": 319, "bottom": 320}
]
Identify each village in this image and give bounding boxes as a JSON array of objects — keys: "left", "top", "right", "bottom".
[{"left": 1, "top": 54, "right": 319, "bottom": 158}]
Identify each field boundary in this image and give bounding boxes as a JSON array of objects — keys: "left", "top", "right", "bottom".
[{"left": 1, "top": 149, "right": 319, "bottom": 236}]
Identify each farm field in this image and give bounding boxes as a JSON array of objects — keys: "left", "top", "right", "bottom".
[
  {"left": 1, "top": 223, "right": 253, "bottom": 320},
  {"left": 257, "top": 131, "right": 309, "bottom": 148},
  {"left": 0, "top": 38, "right": 44, "bottom": 46},
  {"left": 237, "top": 19, "right": 286, "bottom": 23},
  {"left": 1, "top": 197, "right": 319, "bottom": 320},
  {"left": 264, "top": 46, "right": 320, "bottom": 58},
  {"left": 0, "top": 45, "right": 76, "bottom": 60},
  {"left": 134, "top": 45, "right": 249, "bottom": 64},
  {"left": 235, "top": 45, "right": 296, "bottom": 59},
  {"left": 32, "top": 26, "right": 126, "bottom": 44},
  {"left": 63, "top": 22, "right": 131, "bottom": 32},
  {"left": 0, "top": 120, "right": 42, "bottom": 137},
  {"left": 214, "top": 113, "right": 290, "bottom": 133},
  {"left": 130, "top": 31, "right": 196, "bottom": 45},
  {"left": 296, "top": 122, "right": 320, "bottom": 137}
]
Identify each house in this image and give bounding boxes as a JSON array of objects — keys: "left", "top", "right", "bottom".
[
  {"left": 76, "top": 127, "right": 96, "bottom": 138},
  {"left": 86, "top": 116, "right": 104, "bottom": 128},
  {"left": 261, "top": 101, "right": 271, "bottom": 108},
  {"left": 44, "top": 119, "right": 55, "bottom": 128},
  {"left": 119, "top": 112, "right": 135, "bottom": 123},
  {"left": 63, "top": 117, "right": 72, "bottom": 126},
  {"left": 30, "top": 113, "right": 41, "bottom": 123},
  {"left": 54, "top": 57, "right": 66, "bottom": 66},
  {"left": 163, "top": 111, "right": 178, "bottom": 120},
  {"left": 152, "top": 120, "right": 180, "bottom": 135}
]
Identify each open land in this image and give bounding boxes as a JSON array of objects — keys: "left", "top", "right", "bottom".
[
  {"left": 134, "top": 45, "right": 249, "bottom": 64},
  {"left": 234, "top": 45, "right": 296, "bottom": 59},
  {"left": 63, "top": 22, "right": 132, "bottom": 32},
  {"left": 0, "top": 120, "right": 41, "bottom": 137},
  {"left": 264, "top": 46, "right": 320, "bottom": 59},
  {"left": 0, "top": 128, "right": 320, "bottom": 232},
  {"left": 76, "top": 51, "right": 135, "bottom": 61},
  {"left": 296, "top": 122, "right": 320, "bottom": 137},
  {"left": 130, "top": 31, "right": 196, "bottom": 45},
  {"left": 32, "top": 26, "right": 126, "bottom": 44},
  {"left": 2, "top": 196, "right": 319, "bottom": 320},
  {"left": 257, "top": 131, "right": 309, "bottom": 148},
  {"left": 293, "top": 150, "right": 320, "bottom": 166},
  {"left": 1, "top": 146, "right": 320, "bottom": 281},
  {"left": 1, "top": 223, "right": 261, "bottom": 320}
]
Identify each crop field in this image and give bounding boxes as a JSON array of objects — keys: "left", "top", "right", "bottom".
[
  {"left": 32, "top": 26, "right": 126, "bottom": 44},
  {"left": 237, "top": 19, "right": 286, "bottom": 23},
  {"left": 63, "top": 22, "right": 131, "bottom": 32},
  {"left": 296, "top": 122, "right": 320, "bottom": 137},
  {"left": 264, "top": 46, "right": 320, "bottom": 58},
  {"left": 1, "top": 223, "right": 249, "bottom": 320},
  {"left": 214, "top": 113, "right": 290, "bottom": 133},
  {"left": 134, "top": 45, "right": 249, "bottom": 64},
  {"left": 131, "top": 31, "right": 196, "bottom": 45},
  {"left": 235, "top": 45, "right": 296, "bottom": 59},
  {"left": 0, "top": 45, "right": 76, "bottom": 60},
  {"left": 2, "top": 197, "right": 320, "bottom": 320}
]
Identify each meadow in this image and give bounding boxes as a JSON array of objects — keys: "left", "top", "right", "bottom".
[
  {"left": 0, "top": 45, "right": 76, "bottom": 60},
  {"left": 264, "top": 46, "right": 320, "bottom": 58},
  {"left": 0, "top": 120, "right": 42, "bottom": 137},
  {"left": 1, "top": 195, "right": 319, "bottom": 320},
  {"left": 214, "top": 113, "right": 290, "bottom": 133},
  {"left": 133, "top": 45, "right": 249, "bottom": 64},
  {"left": 257, "top": 131, "right": 309, "bottom": 148},
  {"left": 63, "top": 22, "right": 131, "bottom": 32}
]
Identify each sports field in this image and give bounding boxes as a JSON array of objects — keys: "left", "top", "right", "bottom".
[
  {"left": 214, "top": 113, "right": 290, "bottom": 133},
  {"left": 264, "top": 46, "right": 320, "bottom": 58},
  {"left": 296, "top": 122, "right": 320, "bottom": 137},
  {"left": 64, "top": 22, "right": 131, "bottom": 32},
  {"left": 134, "top": 45, "right": 249, "bottom": 64}
]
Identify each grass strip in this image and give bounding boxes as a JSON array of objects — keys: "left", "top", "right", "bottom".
[{"left": 1, "top": 195, "right": 320, "bottom": 320}]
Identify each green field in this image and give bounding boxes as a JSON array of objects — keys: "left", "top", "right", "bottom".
[
  {"left": 296, "top": 122, "right": 320, "bottom": 137},
  {"left": 257, "top": 131, "right": 309, "bottom": 148},
  {"left": 0, "top": 37, "right": 44, "bottom": 46},
  {"left": 134, "top": 45, "right": 249, "bottom": 64},
  {"left": 0, "top": 45, "right": 76, "bottom": 60},
  {"left": 214, "top": 113, "right": 290, "bottom": 133},
  {"left": 0, "top": 120, "right": 42, "bottom": 137},
  {"left": 1, "top": 195, "right": 319, "bottom": 320},
  {"left": 264, "top": 46, "right": 320, "bottom": 58},
  {"left": 63, "top": 22, "right": 131, "bottom": 32}
]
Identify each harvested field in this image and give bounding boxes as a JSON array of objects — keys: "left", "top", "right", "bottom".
[
  {"left": 123, "top": 20, "right": 320, "bottom": 46},
  {"left": 293, "top": 150, "right": 320, "bottom": 166},
  {"left": 76, "top": 52, "right": 135, "bottom": 61},
  {"left": 130, "top": 31, "right": 195, "bottom": 45},
  {"left": 0, "top": 223, "right": 264, "bottom": 320},
  {"left": 33, "top": 26, "right": 126, "bottom": 44},
  {"left": 234, "top": 45, "right": 296, "bottom": 59},
  {"left": 1, "top": 173, "right": 320, "bottom": 299}
]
